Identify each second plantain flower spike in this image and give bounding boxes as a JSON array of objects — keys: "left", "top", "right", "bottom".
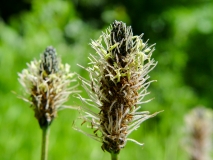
[
  {"left": 77, "top": 20, "right": 160, "bottom": 158},
  {"left": 19, "top": 46, "right": 76, "bottom": 129},
  {"left": 18, "top": 46, "right": 78, "bottom": 160}
]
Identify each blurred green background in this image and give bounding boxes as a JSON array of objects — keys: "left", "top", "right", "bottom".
[{"left": 0, "top": 0, "right": 213, "bottom": 159}]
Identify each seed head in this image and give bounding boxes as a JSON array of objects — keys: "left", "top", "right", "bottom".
[
  {"left": 77, "top": 20, "right": 160, "bottom": 154},
  {"left": 18, "top": 46, "right": 76, "bottom": 129}
]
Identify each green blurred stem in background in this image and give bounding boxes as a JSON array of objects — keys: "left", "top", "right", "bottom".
[
  {"left": 41, "top": 127, "right": 50, "bottom": 160},
  {"left": 111, "top": 153, "right": 118, "bottom": 160}
]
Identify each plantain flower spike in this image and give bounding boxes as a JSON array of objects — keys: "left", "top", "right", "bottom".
[
  {"left": 18, "top": 46, "right": 76, "bottom": 129},
  {"left": 184, "top": 107, "right": 213, "bottom": 160},
  {"left": 78, "top": 20, "right": 160, "bottom": 154}
]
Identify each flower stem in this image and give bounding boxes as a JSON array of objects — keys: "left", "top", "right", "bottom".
[
  {"left": 41, "top": 127, "right": 50, "bottom": 160},
  {"left": 111, "top": 153, "right": 119, "bottom": 160}
]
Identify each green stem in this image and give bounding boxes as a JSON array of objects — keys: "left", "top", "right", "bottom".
[
  {"left": 41, "top": 127, "right": 50, "bottom": 160},
  {"left": 111, "top": 153, "right": 119, "bottom": 160}
]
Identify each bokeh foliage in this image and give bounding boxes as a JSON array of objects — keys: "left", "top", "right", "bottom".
[{"left": 0, "top": 0, "right": 213, "bottom": 159}]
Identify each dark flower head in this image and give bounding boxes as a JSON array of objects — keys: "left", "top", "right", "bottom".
[
  {"left": 110, "top": 20, "right": 133, "bottom": 57},
  {"left": 40, "top": 46, "right": 59, "bottom": 75}
]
